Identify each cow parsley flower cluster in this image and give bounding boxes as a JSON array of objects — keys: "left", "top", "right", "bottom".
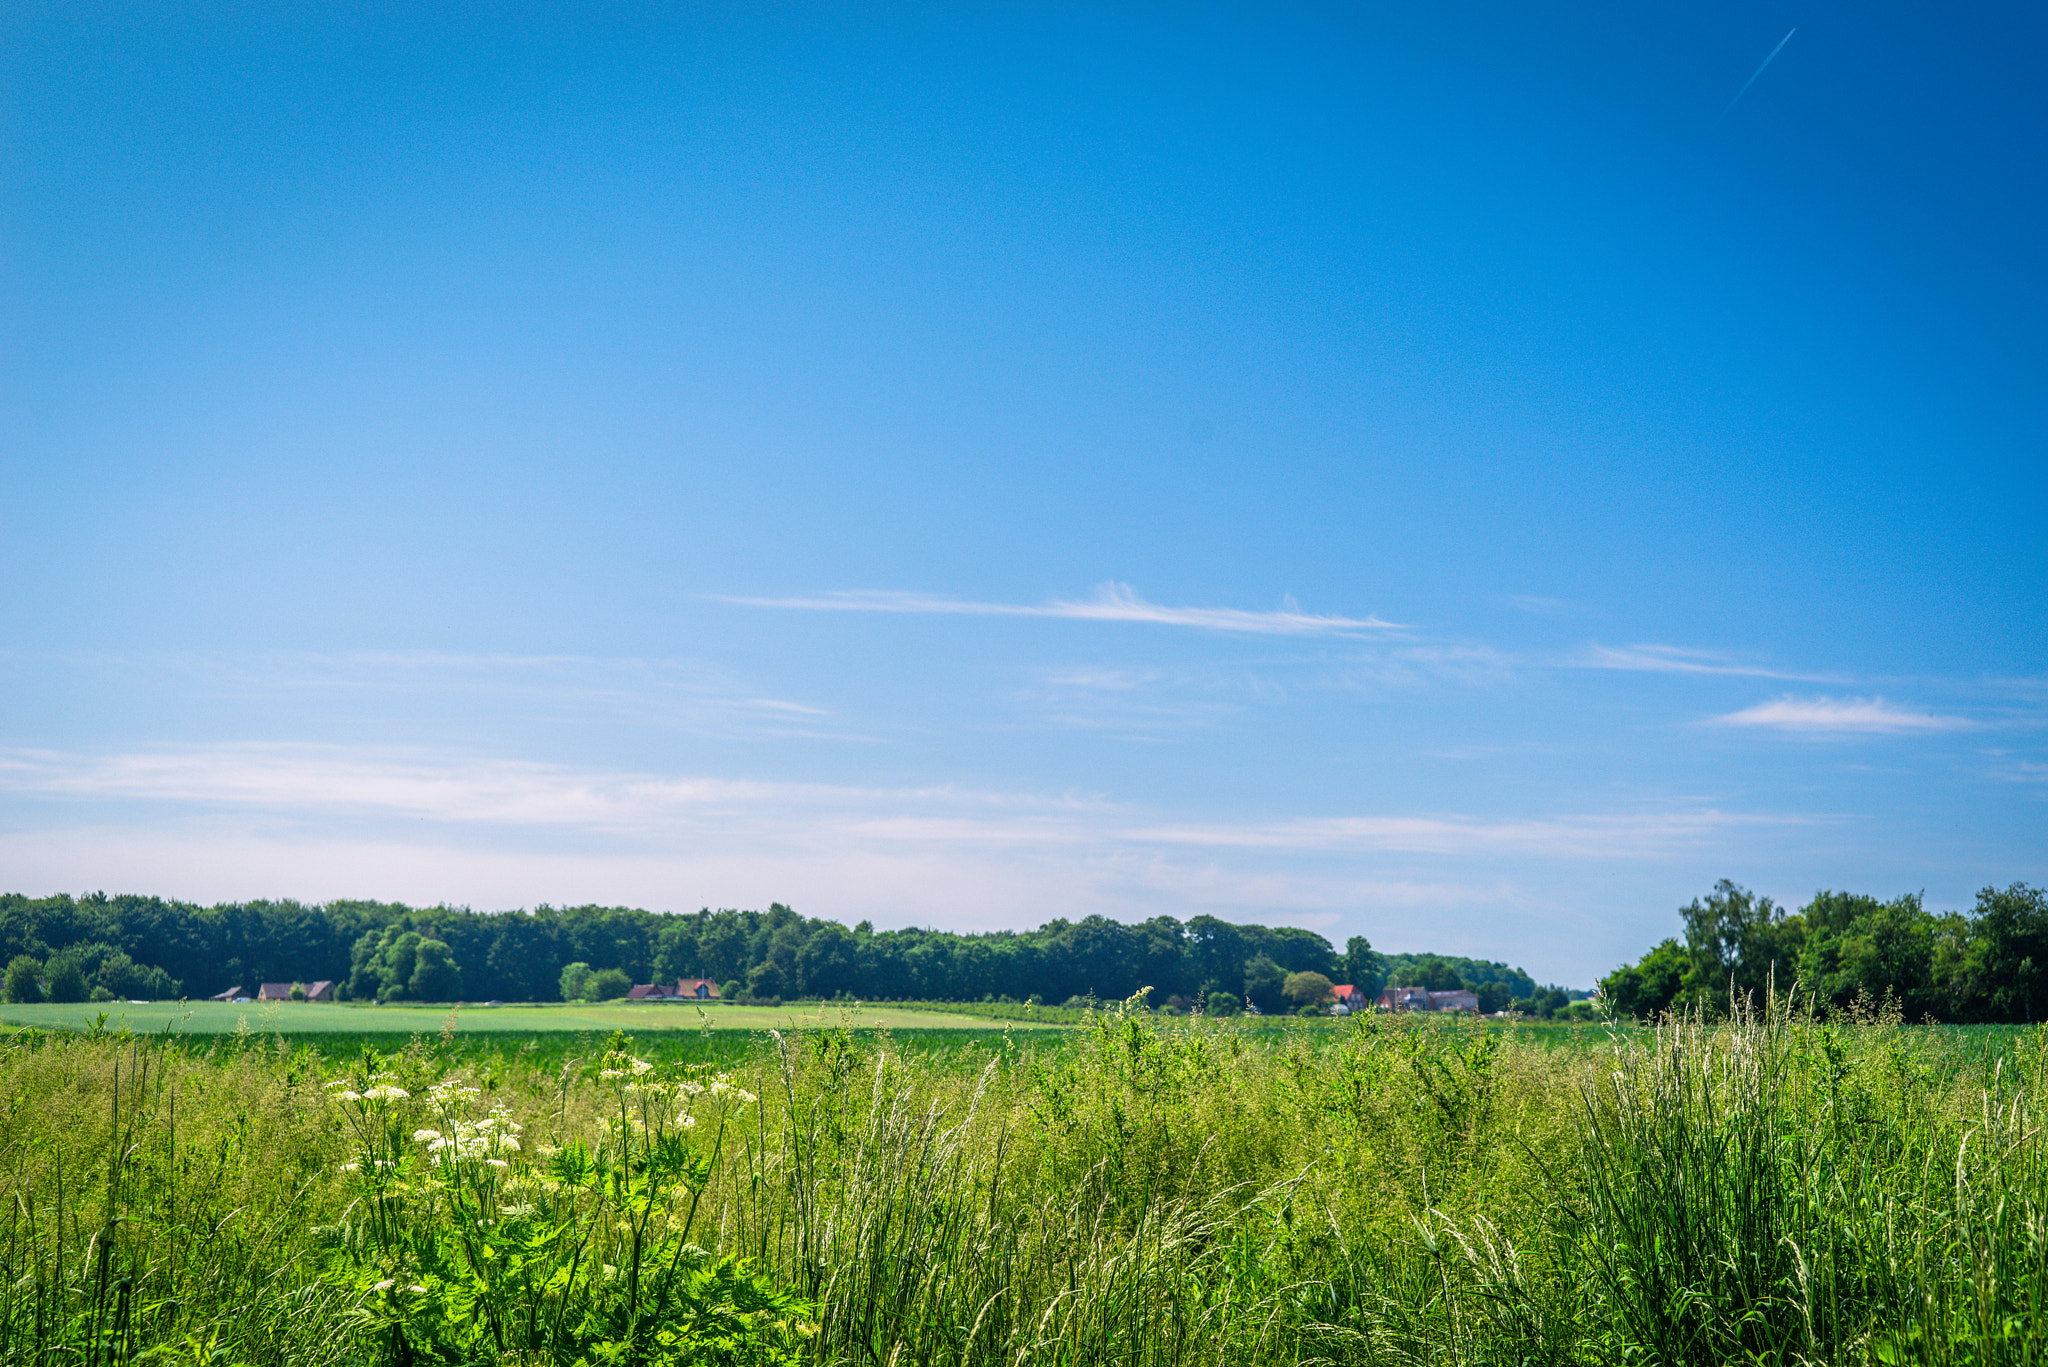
[
  {"left": 674, "top": 1070, "right": 756, "bottom": 1128},
  {"left": 324, "top": 1073, "right": 410, "bottom": 1104},
  {"left": 414, "top": 1103, "right": 523, "bottom": 1168}
]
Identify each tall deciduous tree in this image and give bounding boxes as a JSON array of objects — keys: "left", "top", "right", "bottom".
[
  {"left": 1282, "top": 971, "right": 1335, "bottom": 1009},
  {"left": 409, "top": 938, "right": 462, "bottom": 1001}
]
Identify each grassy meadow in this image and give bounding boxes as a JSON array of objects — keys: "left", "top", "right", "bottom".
[{"left": 2, "top": 1001, "right": 2044, "bottom": 1365}]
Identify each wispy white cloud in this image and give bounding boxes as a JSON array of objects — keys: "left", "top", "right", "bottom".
[
  {"left": 1707, "top": 695, "right": 1973, "bottom": 734},
  {"left": 1121, "top": 808, "right": 1799, "bottom": 860},
  {"left": 0, "top": 746, "right": 1811, "bottom": 864},
  {"left": 0, "top": 745, "right": 1094, "bottom": 833},
  {"left": 1581, "top": 643, "right": 1830, "bottom": 681},
  {"left": 716, "top": 582, "right": 1403, "bottom": 636},
  {"left": 0, "top": 648, "right": 848, "bottom": 739}
]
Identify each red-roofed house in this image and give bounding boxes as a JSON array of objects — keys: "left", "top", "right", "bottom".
[{"left": 1331, "top": 984, "right": 1369, "bottom": 1010}]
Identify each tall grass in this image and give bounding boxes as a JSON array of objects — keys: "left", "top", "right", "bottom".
[{"left": 0, "top": 998, "right": 2043, "bottom": 1363}]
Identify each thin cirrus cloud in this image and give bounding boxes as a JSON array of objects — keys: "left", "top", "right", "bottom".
[
  {"left": 1707, "top": 695, "right": 1973, "bottom": 734},
  {"left": 714, "top": 582, "right": 1404, "bottom": 636},
  {"left": 1580, "top": 643, "right": 1832, "bottom": 681},
  {"left": 0, "top": 744, "right": 1789, "bottom": 863},
  {"left": 1120, "top": 809, "right": 1804, "bottom": 860},
  {"left": 0, "top": 745, "right": 1108, "bottom": 835}
]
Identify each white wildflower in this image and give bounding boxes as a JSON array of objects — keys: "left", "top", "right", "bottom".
[
  {"left": 362, "top": 1084, "right": 409, "bottom": 1101},
  {"left": 412, "top": 1129, "right": 442, "bottom": 1143}
]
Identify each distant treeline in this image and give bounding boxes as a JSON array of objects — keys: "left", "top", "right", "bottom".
[
  {"left": 0, "top": 891, "right": 1541, "bottom": 1011},
  {"left": 1603, "top": 881, "right": 2048, "bottom": 1023}
]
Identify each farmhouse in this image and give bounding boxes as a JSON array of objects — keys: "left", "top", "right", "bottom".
[
  {"left": 1331, "top": 983, "right": 1370, "bottom": 1009},
  {"left": 627, "top": 978, "right": 721, "bottom": 1002},
  {"left": 254, "top": 980, "right": 335, "bottom": 1002},
  {"left": 1375, "top": 985, "right": 1480, "bottom": 1013}
]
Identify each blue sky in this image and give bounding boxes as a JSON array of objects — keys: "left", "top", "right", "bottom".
[{"left": 2, "top": 1, "right": 2043, "bottom": 985}]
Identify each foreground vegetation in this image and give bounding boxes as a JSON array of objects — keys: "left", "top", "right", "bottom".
[{"left": 2, "top": 997, "right": 2044, "bottom": 1365}]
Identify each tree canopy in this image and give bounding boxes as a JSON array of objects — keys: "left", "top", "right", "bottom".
[
  {"left": 0, "top": 891, "right": 1458, "bottom": 1010},
  {"left": 1601, "top": 880, "right": 2048, "bottom": 1023}
]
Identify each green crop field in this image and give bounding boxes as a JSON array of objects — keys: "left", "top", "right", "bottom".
[{"left": 0, "top": 996, "right": 1068, "bottom": 1037}]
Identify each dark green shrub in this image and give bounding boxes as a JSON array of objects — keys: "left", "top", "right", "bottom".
[
  {"left": 587, "top": 966, "right": 632, "bottom": 1001},
  {"left": 2, "top": 955, "right": 42, "bottom": 1004},
  {"left": 45, "top": 955, "right": 86, "bottom": 1003}
]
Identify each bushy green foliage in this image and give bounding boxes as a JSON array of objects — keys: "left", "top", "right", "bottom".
[
  {"left": 1240, "top": 953, "right": 1285, "bottom": 1012},
  {"left": 586, "top": 966, "right": 632, "bottom": 1001},
  {"left": 1603, "top": 880, "right": 2048, "bottom": 1023},
  {"left": 318, "top": 1037, "right": 802, "bottom": 1365},
  {"left": 409, "top": 937, "right": 462, "bottom": 1000},
  {"left": 1599, "top": 936, "right": 1688, "bottom": 1017},
  {"left": 1281, "top": 970, "right": 1333, "bottom": 1008},
  {"left": 45, "top": 953, "right": 86, "bottom": 1003},
  {"left": 1381, "top": 951, "right": 1535, "bottom": 999},
  {"left": 2, "top": 954, "right": 41, "bottom": 1003}
]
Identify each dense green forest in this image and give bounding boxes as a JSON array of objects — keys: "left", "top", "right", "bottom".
[
  {"left": 1602, "top": 879, "right": 2048, "bottom": 1023},
  {"left": 17, "top": 878, "right": 2035, "bottom": 1021},
  {"left": 0, "top": 890, "right": 1537, "bottom": 1011}
]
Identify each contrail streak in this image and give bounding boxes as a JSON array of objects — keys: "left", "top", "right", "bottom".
[{"left": 1721, "top": 27, "right": 1797, "bottom": 119}]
